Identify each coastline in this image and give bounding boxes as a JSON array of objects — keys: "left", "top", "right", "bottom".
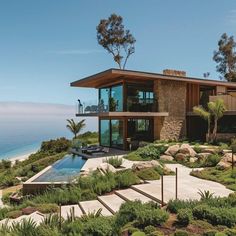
[{"left": 9, "top": 151, "right": 36, "bottom": 164}]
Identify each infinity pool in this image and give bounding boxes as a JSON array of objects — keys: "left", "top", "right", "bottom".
[{"left": 33, "top": 154, "right": 86, "bottom": 182}]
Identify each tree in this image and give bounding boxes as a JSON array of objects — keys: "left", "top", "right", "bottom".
[
  {"left": 193, "top": 106, "right": 211, "bottom": 142},
  {"left": 66, "top": 119, "right": 86, "bottom": 139},
  {"left": 193, "top": 99, "right": 226, "bottom": 143},
  {"left": 96, "top": 13, "right": 136, "bottom": 69},
  {"left": 208, "top": 99, "right": 226, "bottom": 142},
  {"left": 213, "top": 33, "right": 236, "bottom": 82}
]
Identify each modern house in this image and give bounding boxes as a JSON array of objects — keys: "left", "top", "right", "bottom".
[{"left": 71, "top": 69, "right": 236, "bottom": 150}]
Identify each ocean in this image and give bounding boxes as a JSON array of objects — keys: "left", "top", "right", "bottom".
[{"left": 0, "top": 102, "right": 97, "bottom": 160}]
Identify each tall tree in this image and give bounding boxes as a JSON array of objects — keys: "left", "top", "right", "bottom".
[
  {"left": 96, "top": 13, "right": 136, "bottom": 69},
  {"left": 66, "top": 119, "right": 86, "bottom": 139},
  {"left": 213, "top": 33, "right": 236, "bottom": 82}
]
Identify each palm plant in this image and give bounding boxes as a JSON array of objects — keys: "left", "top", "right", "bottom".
[
  {"left": 208, "top": 99, "right": 226, "bottom": 142},
  {"left": 193, "top": 106, "right": 211, "bottom": 142},
  {"left": 66, "top": 119, "right": 86, "bottom": 139},
  {"left": 10, "top": 218, "right": 37, "bottom": 236},
  {"left": 193, "top": 99, "right": 226, "bottom": 143}
]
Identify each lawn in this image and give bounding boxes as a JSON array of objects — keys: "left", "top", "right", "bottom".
[{"left": 191, "top": 167, "right": 236, "bottom": 191}]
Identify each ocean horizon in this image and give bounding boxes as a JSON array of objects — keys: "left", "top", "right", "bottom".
[{"left": 0, "top": 102, "right": 97, "bottom": 160}]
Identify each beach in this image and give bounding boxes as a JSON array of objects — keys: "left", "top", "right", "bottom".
[{"left": 9, "top": 151, "right": 36, "bottom": 164}]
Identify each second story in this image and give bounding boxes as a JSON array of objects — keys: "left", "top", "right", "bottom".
[{"left": 71, "top": 68, "right": 236, "bottom": 117}]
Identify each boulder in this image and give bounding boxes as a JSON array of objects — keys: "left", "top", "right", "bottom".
[
  {"left": 175, "top": 153, "right": 187, "bottom": 162},
  {"left": 160, "top": 155, "right": 174, "bottom": 161},
  {"left": 189, "top": 157, "right": 198, "bottom": 163},
  {"left": 132, "top": 160, "right": 162, "bottom": 170},
  {"left": 196, "top": 153, "right": 212, "bottom": 161},
  {"left": 217, "top": 160, "right": 231, "bottom": 170},
  {"left": 221, "top": 153, "right": 236, "bottom": 164},
  {"left": 164, "top": 144, "right": 180, "bottom": 156},
  {"left": 179, "top": 144, "right": 196, "bottom": 157},
  {"left": 97, "top": 163, "right": 116, "bottom": 173}
]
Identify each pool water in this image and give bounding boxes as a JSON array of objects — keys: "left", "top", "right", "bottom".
[{"left": 33, "top": 155, "right": 86, "bottom": 182}]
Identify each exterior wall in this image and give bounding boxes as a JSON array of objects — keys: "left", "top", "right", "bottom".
[{"left": 154, "top": 80, "right": 187, "bottom": 141}]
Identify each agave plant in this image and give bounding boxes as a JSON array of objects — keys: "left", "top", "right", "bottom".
[
  {"left": 198, "top": 190, "right": 215, "bottom": 200},
  {"left": 0, "top": 219, "right": 11, "bottom": 235},
  {"left": 42, "top": 213, "right": 62, "bottom": 228},
  {"left": 80, "top": 208, "right": 102, "bottom": 222},
  {"left": 10, "top": 218, "right": 37, "bottom": 236}
]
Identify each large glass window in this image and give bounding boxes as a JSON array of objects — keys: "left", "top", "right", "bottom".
[
  {"left": 126, "top": 84, "right": 155, "bottom": 112},
  {"left": 100, "top": 120, "right": 110, "bottom": 146},
  {"left": 99, "top": 84, "right": 123, "bottom": 112},
  {"left": 99, "top": 88, "right": 109, "bottom": 112},
  {"left": 111, "top": 120, "right": 124, "bottom": 148},
  {"left": 111, "top": 85, "right": 123, "bottom": 111}
]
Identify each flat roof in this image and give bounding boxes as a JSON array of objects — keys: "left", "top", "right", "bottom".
[{"left": 70, "top": 68, "right": 236, "bottom": 88}]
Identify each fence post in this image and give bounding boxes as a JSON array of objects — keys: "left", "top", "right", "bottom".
[
  {"left": 175, "top": 167, "right": 178, "bottom": 200},
  {"left": 59, "top": 203, "right": 62, "bottom": 230},
  {"left": 161, "top": 175, "right": 164, "bottom": 207}
]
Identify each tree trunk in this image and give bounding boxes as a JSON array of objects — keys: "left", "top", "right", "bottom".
[
  {"left": 212, "top": 117, "right": 218, "bottom": 143},
  {"left": 206, "top": 118, "right": 211, "bottom": 143}
]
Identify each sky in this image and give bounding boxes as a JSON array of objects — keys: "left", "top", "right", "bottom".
[{"left": 1, "top": 0, "right": 236, "bottom": 106}]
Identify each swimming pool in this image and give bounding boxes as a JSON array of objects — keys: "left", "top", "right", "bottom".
[{"left": 32, "top": 154, "right": 86, "bottom": 182}]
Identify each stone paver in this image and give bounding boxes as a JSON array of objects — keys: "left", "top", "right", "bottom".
[
  {"left": 115, "top": 188, "right": 156, "bottom": 204},
  {"left": 133, "top": 164, "right": 233, "bottom": 203},
  {"left": 79, "top": 200, "right": 112, "bottom": 216},
  {"left": 61, "top": 205, "right": 83, "bottom": 219},
  {"left": 98, "top": 194, "right": 125, "bottom": 214}
]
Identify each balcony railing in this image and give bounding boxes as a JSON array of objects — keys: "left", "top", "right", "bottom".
[{"left": 209, "top": 94, "right": 236, "bottom": 111}]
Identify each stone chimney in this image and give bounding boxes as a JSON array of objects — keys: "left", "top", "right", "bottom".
[{"left": 163, "top": 69, "right": 186, "bottom": 77}]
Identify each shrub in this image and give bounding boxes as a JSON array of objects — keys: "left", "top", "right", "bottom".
[
  {"left": 132, "top": 232, "right": 146, "bottom": 236},
  {"left": 6, "top": 210, "right": 22, "bottom": 219},
  {"left": 167, "top": 199, "right": 199, "bottom": 213},
  {"left": 223, "top": 228, "right": 236, "bottom": 236},
  {"left": 177, "top": 209, "right": 193, "bottom": 226},
  {"left": 192, "top": 204, "right": 236, "bottom": 227},
  {"left": 115, "top": 201, "right": 168, "bottom": 228},
  {"left": 215, "top": 233, "right": 227, "bottom": 236},
  {"left": 144, "top": 225, "right": 156, "bottom": 234},
  {"left": 104, "top": 156, "right": 123, "bottom": 168},
  {"left": 231, "top": 169, "right": 236, "bottom": 178},
  {"left": 35, "top": 203, "right": 58, "bottom": 214},
  {"left": 204, "top": 154, "right": 221, "bottom": 167},
  {"left": 136, "top": 144, "right": 167, "bottom": 160},
  {"left": 136, "top": 168, "right": 160, "bottom": 180},
  {"left": 115, "top": 170, "right": 140, "bottom": 189},
  {"left": 174, "top": 230, "right": 189, "bottom": 236},
  {"left": 193, "top": 144, "right": 202, "bottom": 153},
  {"left": 203, "top": 230, "right": 218, "bottom": 236},
  {"left": 82, "top": 216, "right": 115, "bottom": 236}
]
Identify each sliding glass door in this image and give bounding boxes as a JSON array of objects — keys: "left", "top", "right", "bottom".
[{"left": 100, "top": 120, "right": 110, "bottom": 146}]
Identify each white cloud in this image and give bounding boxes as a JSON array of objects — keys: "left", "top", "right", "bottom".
[{"left": 47, "top": 49, "right": 103, "bottom": 55}]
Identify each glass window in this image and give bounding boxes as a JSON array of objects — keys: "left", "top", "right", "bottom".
[
  {"left": 99, "top": 88, "right": 109, "bottom": 112},
  {"left": 137, "top": 119, "right": 149, "bottom": 131},
  {"left": 110, "top": 85, "right": 123, "bottom": 112},
  {"left": 100, "top": 120, "right": 110, "bottom": 146},
  {"left": 111, "top": 120, "right": 124, "bottom": 148}
]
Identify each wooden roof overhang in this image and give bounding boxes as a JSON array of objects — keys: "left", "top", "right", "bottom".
[{"left": 70, "top": 68, "right": 236, "bottom": 89}]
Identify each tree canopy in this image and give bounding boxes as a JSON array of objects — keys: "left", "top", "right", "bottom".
[
  {"left": 96, "top": 13, "right": 136, "bottom": 69},
  {"left": 213, "top": 33, "right": 236, "bottom": 82}
]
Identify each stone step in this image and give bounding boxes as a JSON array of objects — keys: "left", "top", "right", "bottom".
[
  {"left": 79, "top": 200, "right": 113, "bottom": 216},
  {"left": 61, "top": 204, "right": 83, "bottom": 219},
  {"left": 97, "top": 194, "right": 126, "bottom": 214},
  {"left": 115, "top": 188, "right": 158, "bottom": 204}
]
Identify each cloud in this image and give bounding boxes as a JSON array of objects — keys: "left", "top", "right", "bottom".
[
  {"left": 226, "top": 9, "right": 236, "bottom": 24},
  {"left": 47, "top": 49, "right": 103, "bottom": 55}
]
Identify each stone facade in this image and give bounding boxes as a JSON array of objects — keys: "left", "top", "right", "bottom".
[{"left": 154, "top": 78, "right": 187, "bottom": 141}]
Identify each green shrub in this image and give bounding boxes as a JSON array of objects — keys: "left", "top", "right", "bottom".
[
  {"left": 115, "top": 201, "right": 168, "bottom": 228},
  {"left": 174, "top": 230, "right": 189, "bottom": 236},
  {"left": 115, "top": 170, "right": 140, "bottom": 189},
  {"left": 82, "top": 216, "right": 115, "bottom": 236},
  {"left": 144, "top": 225, "right": 156, "bottom": 234},
  {"left": 167, "top": 199, "right": 199, "bottom": 213},
  {"left": 61, "top": 220, "right": 83, "bottom": 235},
  {"left": 193, "top": 144, "right": 202, "bottom": 153},
  {"left": 203, "top": 230, "right": 219, "bottom": 236},
  {"left": 105, "top": 156, "right": 123, "bottom": 168},
  {"left": 132, "top": 232, "right": 146, "bottom": 236},
  {"left": 177, "top": 209, "right": 193, "bottom": 226},
  {"left": 231, "top": 169, "right": 236, "bottom": 178},
  {"left": 223, "top": 228, "right": 236, "bottom": 236},
  {"left": 137, "top": 144, "right": 167, "bottom": 160},
  {"left": 6, "top": 210, "right": 22, "bottom": 219},
  {"left": 35, "top": 203, "right": 58, "bottom": 214},
  {"left": 215, "top": 233, "right": 227, "bottom": 236},
  {"left": 204, "top": 154, "right": 221, "bottom": 167},
  {"left": 136, "top": 168, "right": 160, "bottom": 180},
  {"left": 192, "top": 204, "right": 236, "bottom": 227}
]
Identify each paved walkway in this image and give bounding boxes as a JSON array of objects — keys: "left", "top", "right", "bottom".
[{"left": 0, "top": 164, "right": 233, "bottom": 227}]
